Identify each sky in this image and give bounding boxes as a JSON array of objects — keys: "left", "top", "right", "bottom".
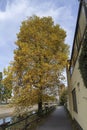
[{"left": 0, "top": 0, "right": 79, "bottom": 72}]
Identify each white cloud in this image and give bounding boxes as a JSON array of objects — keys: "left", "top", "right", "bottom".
[{"left": 0, "top": 0, "right": 78, "bottom": 72}]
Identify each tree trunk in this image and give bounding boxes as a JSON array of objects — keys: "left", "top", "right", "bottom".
[
  {"left": 38, "top": 101, "right": 42, "bottom": 115},
  {"left": 5, "top": 98, "right": 8, "bottom": 104},
  {"left": 38, "top": 87, "right": 42, "bottom": 115}
]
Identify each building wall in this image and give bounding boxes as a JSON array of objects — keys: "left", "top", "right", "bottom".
[
  {"left": 66, "top": 62, "right": 73, "bottom": 118},
  {"left": 66, "top": 1, "right": 87, "bottom": 130},
  {"left": 71, "top": 57, "right": 87, "bottom": 130}
]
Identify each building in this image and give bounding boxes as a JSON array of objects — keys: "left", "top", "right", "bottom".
[{"left": 66, "top": 0, "right": 87, "bottom": 130}]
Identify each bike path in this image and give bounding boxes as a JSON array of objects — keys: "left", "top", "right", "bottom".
[{"left": 36, "top": 106, "right": 73, "bottom": 130}]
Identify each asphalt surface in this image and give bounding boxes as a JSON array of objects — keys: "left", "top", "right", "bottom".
[{"left": 36, "top": 106, "right": 73, "bottom": 130}]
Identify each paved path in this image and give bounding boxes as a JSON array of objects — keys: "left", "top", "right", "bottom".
[{"left": 36, "top": 106, "right": 73, "bottom": 130}]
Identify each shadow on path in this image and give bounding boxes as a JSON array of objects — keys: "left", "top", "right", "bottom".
[{"left": 36, "top": 106, "right": 73, "bottom": 130}]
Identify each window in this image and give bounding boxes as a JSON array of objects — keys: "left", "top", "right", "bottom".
[
  {"left": 72, "top": 88, "right": 78, "bottom": 113},
  {"left": 76, "top": 25, "right": 82, "bottom": 50},
  {"left": 70, "top": 66, "right": 73, "bottom": 75},
  {"left": 79, "top": 5, "right": 86, "bottom": 37},
  {"left": 85, "top": 0, "right": 87, "bottom": 4}
]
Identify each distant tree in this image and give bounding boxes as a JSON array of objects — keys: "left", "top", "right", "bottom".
[
  {"left": 3, "top": 16, "right": 69, "bottom": 114},
  {"left": 0, "top": 84, "right": 4, "bottom": 103},
  {"left": 0, "top": 72, "right": 3, "bottom": 103},
  {"left": 59, "top": 88, "right": 67, "bottom": 105},
  {"left": 2, "top": 67, "right": 13, "bottom": 103}
]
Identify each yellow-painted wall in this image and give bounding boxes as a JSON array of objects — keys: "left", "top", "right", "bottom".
[{"left": 71, "top": 58, "right": 87, "bottom": 130}]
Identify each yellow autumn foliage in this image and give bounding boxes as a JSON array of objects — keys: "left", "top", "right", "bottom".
[{"left": 3, "top": 16, "right": 69, "bottom": 112}]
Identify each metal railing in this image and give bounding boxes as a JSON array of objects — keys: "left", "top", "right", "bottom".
[{"left": 0, "top": 106, "right": 55, "bottom": 130}]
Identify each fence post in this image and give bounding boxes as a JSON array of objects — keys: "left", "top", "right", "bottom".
[{"left": 25, "top": 117, "right": 27, "bottom": 130}]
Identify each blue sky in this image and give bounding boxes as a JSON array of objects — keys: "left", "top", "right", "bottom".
[{"left": 0, "top": 0, "right": 79, "bottom": 72}]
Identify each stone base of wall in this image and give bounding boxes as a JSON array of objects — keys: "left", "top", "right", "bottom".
[{"left": 73, "top": 119, "right": 83, "bottom": 130}]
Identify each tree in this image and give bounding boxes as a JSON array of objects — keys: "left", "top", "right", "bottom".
[
  {"left": 4, "top": 16, "right": 69, "bottom": 114},
  {"left": 0, "top": 84, "right": 4, "bottom": 103},
  {"left": 59, "top": 88, "right": 67, "bottom": 105},
  {"left": 79, "top": 31, "right": 87, "bottom": 88},
  {"left": 2, "top": 67, "right": 13, "bottom": 103},
  {"left": 0, "top": 72, "right": 3, "bottom": 103}
]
